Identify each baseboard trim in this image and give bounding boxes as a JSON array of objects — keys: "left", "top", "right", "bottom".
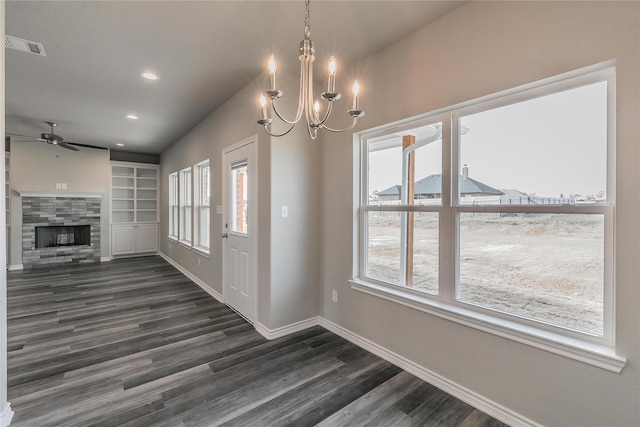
[
  {"left": 7, "top": 264, "right": 22, "bottom": 271},
  {"left": 100, "top": 257, "right": 111, "bottom": 262},
  {"left": 255, "top": 316, "right": 321, "bottom": 340},
  {"left": 0, "top": 402, "right": 14, "bottom": 427},
  {"left": 319, "top": 317, "right": 540, "bottom": 427},
  {"left": 159, "top": 252, "right": 223, "bottom": 303},
  {"left": 151, "top": 255, "right": 537, "bottom": 426}
]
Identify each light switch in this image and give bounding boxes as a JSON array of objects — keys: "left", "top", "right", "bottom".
[
  {"left": 281, "top": 205, "right": 288, "bottom": 218},
  {"left": 216, "top": 205, "right": 223, "bottom": 215}
]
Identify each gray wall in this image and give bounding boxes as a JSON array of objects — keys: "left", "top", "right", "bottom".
[
  {"left": 319, "top": 2, "right": 639, "bottom": 426},
  {"left": 159, "top": 70, "right": 319, "bottom": 331},
  {"left": 9, "top": 142, "right": 111, "bottom": 265},
  {"left": 269, "top": 111, "right": 320, "bottom": 328}
]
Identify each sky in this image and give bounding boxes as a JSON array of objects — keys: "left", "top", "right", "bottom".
[{"left": 368, "top": 81, "right": 608, "bottom": 199}]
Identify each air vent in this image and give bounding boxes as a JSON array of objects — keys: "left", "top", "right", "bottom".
[{"left": 4, "top": 35, "right": 46, "bottom": 57}]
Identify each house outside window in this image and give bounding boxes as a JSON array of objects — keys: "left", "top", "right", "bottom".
[
  {"left": 354, "top": 62, "right": 621, "bottom": 371},
  {"left": 231, "top": 161, "right": 248, "bottom": 234},
  {"left": 194, "top": 160, "right": 210, "bottom": 253},
  {"left": 179, "top": 167, "right": 192, "bottom": 245},
  {"left": 168, "top": 172, "right": 178, "bottom": 240}
]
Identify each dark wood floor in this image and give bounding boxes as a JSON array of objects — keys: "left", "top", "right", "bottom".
[{"left": 6, "top": 256, "right": 508, "bottom": 427}]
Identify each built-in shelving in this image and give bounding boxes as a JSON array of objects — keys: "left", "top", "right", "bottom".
[
  {"left": 110, "top": 161, "right": 159, "bottom": 256},
  {"left": 111, "top": 163, "right": 158, "bottom": 223}
]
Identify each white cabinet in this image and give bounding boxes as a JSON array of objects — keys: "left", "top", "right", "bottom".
[
  {"left": 110, "top": 162, "right": 159, "bottom": 257},
  {"left": 111, "top": 223, "right": 158, "bottom": 256},
  {"left": 136, "top": 223, "right": 159, "bottom": 253}
]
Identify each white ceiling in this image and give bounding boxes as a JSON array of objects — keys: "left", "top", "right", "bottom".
[{"left": 5, "top": 1, "right": 465, "bottom": 154}]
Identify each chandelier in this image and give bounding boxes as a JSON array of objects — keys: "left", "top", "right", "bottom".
[{"left": 257, "top": 0, "right": 365, "bottom": 139}]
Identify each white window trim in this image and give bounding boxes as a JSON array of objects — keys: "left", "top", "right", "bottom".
[
  {"left": 179, "top": 167, "right": 193, "bottom": 246},
  {"left": 352, "top": 60, "right": 626, "bottom": 372},
  {"left": 168, "top": 172, "right": 179, "bottom": 241},
  {"left": 193, "top": 160, "right": 210, "bottom": 255},
  {"left": 349, "top": 278, "right": 625, "bottom": 372}
]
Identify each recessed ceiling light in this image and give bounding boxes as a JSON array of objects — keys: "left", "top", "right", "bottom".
[
  {"left": 140, "top": 71, "right": 159, "bottom": 81},
  {"left": 116, "top": 143, "right": 125, "bottom": 147},
  {"left": 126, "top": 114, "right": 139, "bottom": 120}
]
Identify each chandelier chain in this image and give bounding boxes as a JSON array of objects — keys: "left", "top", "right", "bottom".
[{"left": 304, "top": 0, "right": 311, "bottom": 39}]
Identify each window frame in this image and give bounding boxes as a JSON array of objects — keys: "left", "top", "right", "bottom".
[
  {"left": 351, "top": 61, "right": 625, "bottom": 372},
  {"left": 168, "top": 172, "right": 178, "bottom": 241},
  {"left": 193, "top": 160, "right": 210, "bottom": 254},
  {"left": 179, "top": 167, "right": 193, "bottom": 246}
]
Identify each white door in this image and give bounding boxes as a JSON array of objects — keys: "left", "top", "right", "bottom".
[{"left": 222, "top": 137, "right": 257, "bottom": 323}]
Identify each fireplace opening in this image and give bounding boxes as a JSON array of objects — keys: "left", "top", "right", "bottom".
[{"left": 35, "top": 225, "right": 91, "bottom": 248}]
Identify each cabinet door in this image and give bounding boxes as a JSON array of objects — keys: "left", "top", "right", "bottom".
[
  {"left": 136, "top": 224, "right": 159, "bottom": 253},
  {"left": 111, "top": 225, "right": 137, "bottom": 255}
]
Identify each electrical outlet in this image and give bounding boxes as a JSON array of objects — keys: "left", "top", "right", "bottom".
[
  {"left": 281, "top": 205, "right": 288, "bottom": 218},
  {"left": 332, "top": 290, "right": 338, "bottom": 303}
]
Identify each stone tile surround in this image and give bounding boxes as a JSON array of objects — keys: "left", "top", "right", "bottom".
[{"left": 22, "top": 196, "right": 101, "bottom": 268}]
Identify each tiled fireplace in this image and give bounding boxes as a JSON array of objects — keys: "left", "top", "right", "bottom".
[{"left": 21, "top": 194, "right": 101, "bottom": 268}]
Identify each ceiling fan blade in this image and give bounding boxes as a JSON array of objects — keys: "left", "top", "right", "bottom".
[
  {"left": 66, "top": 141, "right": 108, "bottom": 151},
  {"left": 6, "top": 132, "right": 47, "bottom": 142},
  {"left": 7, "top": 137, "right": 48, "bottom": 143},
  {"left": 6, "top": 132, "right": 35, "bottom": 139},
  {"left": 57, "top": 141, "right": 80, "bottom": 151}
]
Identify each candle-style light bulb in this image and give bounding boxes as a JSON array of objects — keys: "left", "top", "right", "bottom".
[
  {"left": 352, "top": 80, "right": 360, "bottom": 110},
  {"left": 328, "top": 56, "right": 337, "bottom": 75},
  {"left": 314, "top": 100, "right": 320, "bottom": 114},
  {"left": 268, "top": 55, "right": 277, "bottom": 74},
  {"left": 268, "top": 54, "right": 277, "bottom": 91},
  {"left": 260, "top": 94, "right": 268, "bottom": 120},
  {"left": 327, "top": 56, "right": 337, "bottom": 93}
]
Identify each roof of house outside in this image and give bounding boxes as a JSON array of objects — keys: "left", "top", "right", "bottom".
[{"left": 377, "top": 174, "right": 503, "bottom": 196}]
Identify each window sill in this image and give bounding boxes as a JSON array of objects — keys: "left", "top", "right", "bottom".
[
  {"left": 193, "top": 246, "right": 210, "bottom": 257},
  {"left": 349, "top": 278, "right": 626, "bottom": 373},
  {"left": 171, "top": 238, "right": 209, "bottom": 258},
  {"left": 178, "top": 240, "right": 193, "bottom": 249}
]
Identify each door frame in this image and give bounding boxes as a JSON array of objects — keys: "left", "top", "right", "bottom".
[{"left": 221, "top": 135, "right": 258, "bottom": 323}]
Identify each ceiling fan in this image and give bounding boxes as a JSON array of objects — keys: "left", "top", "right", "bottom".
[{"left": 6, "top": 121, "right": 107, "bottom": 151}]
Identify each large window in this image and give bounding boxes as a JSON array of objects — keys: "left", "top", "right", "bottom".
[
  {"left": 355, "top": 62, "right": 621, "bottom": 370},
  {"left": 168, "top": 172, "right": 178, "bottom": 240},
  {"left": 194, "top": 160, "right": 210, "bottom": 252},
  {"left": 179, "top": 167, "right": 192, "bottom": 245}
]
